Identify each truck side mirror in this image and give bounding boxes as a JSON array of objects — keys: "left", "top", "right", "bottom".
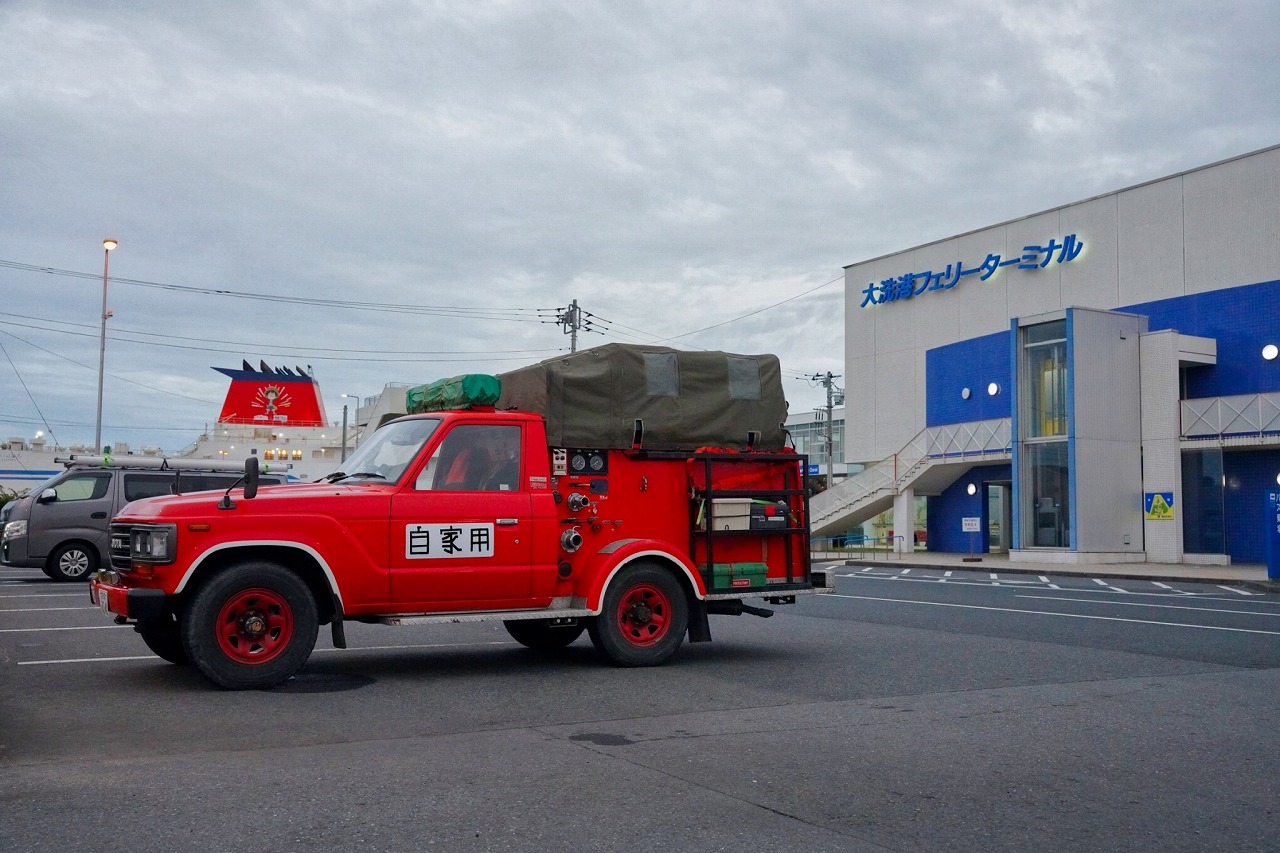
[
  {"left": 244, "top": 456, "right": 259, "bottom": 500},
  {"left": 37, "top": 488, "right": 57, "bottom": 504}
]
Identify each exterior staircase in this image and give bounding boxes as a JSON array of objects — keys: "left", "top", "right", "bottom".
[{"left": 810, "top": 418, "right": 1012, "bottom": 539}]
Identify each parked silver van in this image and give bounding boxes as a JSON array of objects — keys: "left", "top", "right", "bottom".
[{"left": 1, "top": 456, "right": 286, "bottom": 581}]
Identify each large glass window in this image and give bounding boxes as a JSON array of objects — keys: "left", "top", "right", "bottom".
[
  {"left": 1181, "top": 448, "right": 1225, "bottom": 554},
  {"left": 1027, "top": 441, "right": 1070, "bottom": 547},
  {"left": 1023, "top": 319, "right": 1068, "bottom": 438}
]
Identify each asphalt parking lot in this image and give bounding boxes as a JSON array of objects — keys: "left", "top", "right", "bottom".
[{"left": 3, "top": 562, "right": 1278, "bottom": 852}]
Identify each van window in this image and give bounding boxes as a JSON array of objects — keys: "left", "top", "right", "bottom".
[
  {"left": 122, "top": 473, "right": 177, "bottom": 502},
  {"left": 177, "top": 474, "right": 246, "bottom": 493},
  {"left": 50, "top": 472, "right": 112, "bottom": 502}
]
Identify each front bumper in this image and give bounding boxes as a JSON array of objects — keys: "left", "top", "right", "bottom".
[{"left": 90, "top": 571, "right": 167, "bottom": 624}]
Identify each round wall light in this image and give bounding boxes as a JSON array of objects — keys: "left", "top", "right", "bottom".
[
  {"left": 1263, "top": 344, "right": 1278, "bottom": 361},
  {"left": 966, "top": 483, "right": 977, "bottom": 495},
  {"left": 961, "top": 387, "right": 971, "bottom": 399},
  {"left": 987, "top": 382, "right": 1000, "bottom": 396},
  {"left": 1276, "top": 472, "right": 1280, "bottom": 486}
]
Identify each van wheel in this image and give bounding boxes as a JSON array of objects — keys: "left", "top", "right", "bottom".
[
  {"left": 587, "top": 562, "right": 688, "bottom": 667},
  {"left": 182, "top": 562, "right": 318, "bottom": 690},
  {"left": 46, "top": 542, "right": 98, "bottom": 582},
  {"left": 503, "top": 619, "right": 585, "bottom": 649}
]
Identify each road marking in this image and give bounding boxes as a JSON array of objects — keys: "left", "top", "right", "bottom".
[
  {"left": 0, "top": 625, "right": 124, "bottom": 633},
  {"left": 0, "top": 593, "right": 87, "bottom": 599},
  {"left": 836, "top": 573, "right": 1227, "bottom": 599},
  {"left": 824, "top": 593, "right": 1280, "bottom": 636},
  {"left": 1015, "top": 595, "right": 1280, "bottom": 617},
  {"left": 16, "top": 640, "right": 513, "bottom": 666},
  {"left": 1217, "top": 585, "right": 1255, "bottom": 596},
  {"left": 0, "top": 606, "right": 95, "bottom": 612}
]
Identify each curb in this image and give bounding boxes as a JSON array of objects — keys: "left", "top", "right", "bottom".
[{"left": 825, "top": 557, "right": 1278, "bottom": 591}]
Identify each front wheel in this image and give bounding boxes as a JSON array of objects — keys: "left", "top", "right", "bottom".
[
  {"left": 46, "top": 542, "right": 98, "bottom": 582},
  {"left": 587, "top": 563, "right": 688, "bottom": 667},
  {"left": 503, "top": 619, "right": 585, "bottom": 649},
  {"left": 139, "top": 625, "right": 189, "bottom": 665},
  {"left": 182, "top": 562, "right": 318, "bottom": 690}
]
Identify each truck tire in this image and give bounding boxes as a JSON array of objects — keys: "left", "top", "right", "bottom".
[
  {"left": 139, "top": 625, "right": 189, "bottom": 665},
  {"left": 182, "top": 562, "right": 318, "bottom": 690},
  {"left": 46, "top": 542, "right": 98, "bottom": 582},
  {"left": 503, "top": 619, "right": 585, "bottom": 649},
  {"left": 587, "top": 562, "right": 688, "bottom": 667}
]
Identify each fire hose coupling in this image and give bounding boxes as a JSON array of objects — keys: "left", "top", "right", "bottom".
[
  {"left": 566, "top": 492, "right": 591, "bottom": 512},
  {"left": 560, "top": 527, "right": 584, "bottom": 553}
]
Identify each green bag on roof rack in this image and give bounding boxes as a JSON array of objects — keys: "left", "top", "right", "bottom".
[{"left": 406, "top": 374, "right": 502, "bottom": 413}]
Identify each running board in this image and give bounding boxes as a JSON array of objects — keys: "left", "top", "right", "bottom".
[{"left": 374, "top": 608, "right": 597, "bottom": 627}]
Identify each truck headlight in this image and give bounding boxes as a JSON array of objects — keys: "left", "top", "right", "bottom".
[
  {"left": 3, "top": 520, "right": 27, "bottom": 541},
  {"left": 131, "top": 525, "right": 176, "bottom": 564}
]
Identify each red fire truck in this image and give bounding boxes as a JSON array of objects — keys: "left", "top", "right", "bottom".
[{"left": 90, "top": 345, "right": 827, "bottom": 689}]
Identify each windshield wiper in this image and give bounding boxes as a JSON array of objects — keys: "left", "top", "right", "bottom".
[{"left": 343, "top": 472, "right": 388, "bottom": 481}]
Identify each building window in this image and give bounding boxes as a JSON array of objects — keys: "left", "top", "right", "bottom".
[
  {"left": 1026, "top": 441, "right": 1069, "bottom": 547},
  {"left": 1023, "top": 319, "right": 1068, "bottom": 438}
]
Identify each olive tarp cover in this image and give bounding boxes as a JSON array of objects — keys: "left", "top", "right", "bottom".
[{"left": 496, "top": 343, "right": 787, "bottom": 451}]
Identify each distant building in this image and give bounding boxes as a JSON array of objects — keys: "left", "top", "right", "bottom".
[{"left": 815, "top": 144, "right": 1280, "bottom": 566}]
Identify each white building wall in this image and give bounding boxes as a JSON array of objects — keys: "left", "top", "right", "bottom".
[
  {"left": 1139, "top": 331, "right": 1184, "bottom": 562},
  {"left": 843, "top": 144, "right": 1280, "bottom": 465}
]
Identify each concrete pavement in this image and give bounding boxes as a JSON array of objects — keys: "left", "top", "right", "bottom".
[{"left": 812, "top": 548, "right": 1279, "bottom": 593}]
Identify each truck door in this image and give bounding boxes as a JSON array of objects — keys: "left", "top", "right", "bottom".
[{"left": 387, "top": 422, "right": 534, "bottom": 608}]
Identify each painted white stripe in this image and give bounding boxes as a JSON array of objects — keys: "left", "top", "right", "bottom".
[
  {"left": 1217, "top": 585, "right": 1255, "bottom": 596},
  {"left": 944, "top": 571, "right": 953, "bottom": 578},
  {"left": 823, "top": 593, "right": 1280, "bottom": 636},
  {"left": 0, "top": 625, "right": 124, "bottom": 633},
  {"left": 0, "top": 606, "right": 95, "bottom": 612},
  {"left": 1092, "top": 578, "right": 1109, "bottom": 586},
  {"left": 17, "top": 640, "right": 513, "bottom": 666},
  {"left": 900, "top": 569, "right": 911, "bottom": 575},
  {"left": 0, "top": 593, "right": 89, "bottom": 599},
  {"left": 1016, "top": 595, "right": 1280, "bottom": 617}
]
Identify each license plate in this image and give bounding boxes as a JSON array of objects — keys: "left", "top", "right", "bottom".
[{"left": 97, "top": 586, "right": 111, "bottom": 613}]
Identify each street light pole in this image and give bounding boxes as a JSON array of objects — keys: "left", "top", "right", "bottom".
[
  {"left": 341, "top": 393, "right": 360, "bottom": 460},
  {"left": 94, "top": 239, "right": 118, "bottom": 452},
  {"left": 340, "top": 404, "right": 349, "bottom": 462}
]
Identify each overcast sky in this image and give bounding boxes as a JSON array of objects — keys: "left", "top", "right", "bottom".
[{"left": 1, "top": 0, "right": 1277, "bottom": 451}]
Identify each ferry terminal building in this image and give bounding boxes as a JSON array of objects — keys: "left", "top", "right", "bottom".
[{"left": 811, "top": 144, "right": 1280, "bottom": 566}]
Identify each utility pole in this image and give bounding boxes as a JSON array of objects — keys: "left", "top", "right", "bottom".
[
  {"left": 557, "top": 299, "right": 582, "bottom": 352},
  {"left": 811, "top": 371, "right": 843, "bottom": 487}
]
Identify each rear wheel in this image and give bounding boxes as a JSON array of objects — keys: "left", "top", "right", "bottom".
[
  {"left": 182, "top": 562, "right": 318, "bottom": 690},
  {"left": 503, "top": 619, "right": 585, "bottom": 649},
  {"left": 587, "top": 562, "right": 688, "bottom": 667},
  {"left": 46, "top": 542, "right": 97, "bottom": 582}
]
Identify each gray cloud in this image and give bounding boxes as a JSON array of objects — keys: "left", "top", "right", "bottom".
[{"left": 1, "top": 0, "right": 1276, "bottom": 447}]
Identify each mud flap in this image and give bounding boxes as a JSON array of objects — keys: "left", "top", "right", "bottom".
[{"left": 688, "top": 599, "right": 712, "bottom": 643}]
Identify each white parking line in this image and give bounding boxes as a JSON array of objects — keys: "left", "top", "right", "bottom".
[
  {"left": 1016, "top": 595, "right": 1280, "bottom": 617},
  {"left": 0, "top": 625, "right": 124, "bottom": 633},
  {"left": 824, "top": 592, "right": 1280, "bottom": 636},
  {"left": 0, "top": 606, "right": 96, "bottom": 612},
  {"left": 1218, "top": 585, "right": 1255, "bottom": 596},
  {"left": 16, "top": 640, "right": 513, "bottom": 666}
]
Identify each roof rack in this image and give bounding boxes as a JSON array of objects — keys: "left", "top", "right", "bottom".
[{"left": 55, "top": 455, "right": 251, "bottom": 473}]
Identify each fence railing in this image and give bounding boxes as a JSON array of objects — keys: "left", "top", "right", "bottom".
[
  {"left": 811, "top": 418, "right": 1011, "bottom": 531},
  {"left": 1182, "top": 392, "right": 1280, "bottom": 438}
]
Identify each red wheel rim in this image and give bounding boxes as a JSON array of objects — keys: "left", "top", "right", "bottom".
[
  {"left": 215, "top": 588, "right": 294, "bottom": 664},
  {"left": 614, "top": 582, "right": 671, "bottom": 647}
]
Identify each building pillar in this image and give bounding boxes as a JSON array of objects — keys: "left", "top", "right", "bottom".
[
  {"left": 893, "top": 487, "right": 915, "bottom": 554},
  {"left": 1140, "top": 331, "right": 1187, "bottom": 562}
]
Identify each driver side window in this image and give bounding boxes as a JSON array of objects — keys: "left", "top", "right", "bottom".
[{"left": 415, "top": 424, "right": 521, "bottom": 491}]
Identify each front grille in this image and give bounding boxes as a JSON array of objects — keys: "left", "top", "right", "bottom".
[{"left": 108, "top": 522, "right": 133, "bottom": 571}]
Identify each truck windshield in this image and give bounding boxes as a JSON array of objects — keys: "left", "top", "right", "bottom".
[{"left": 328, "top": 418, "right": 440, "bottom": 484}]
